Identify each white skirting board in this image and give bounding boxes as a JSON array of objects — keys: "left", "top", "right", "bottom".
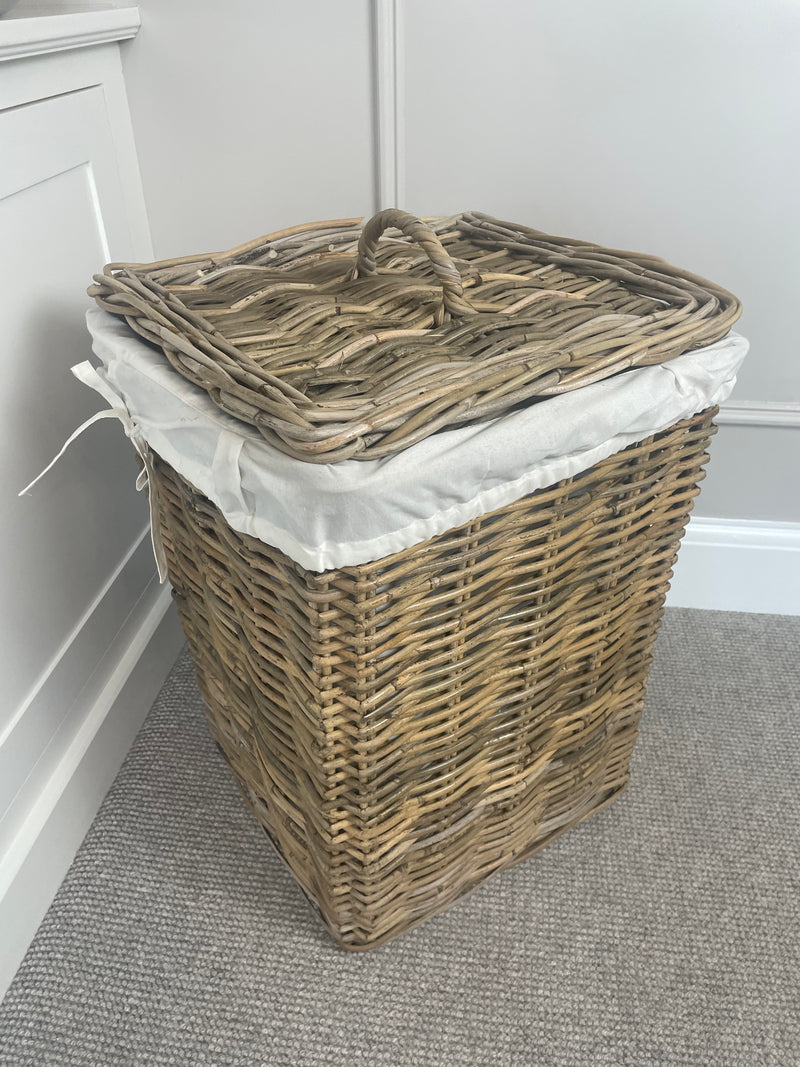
[
  {"left": 667, "top": 517, "right": 800, "bottom": 615},
  {"left": 0, "top": 568, "right": 184, "bottom": 1001}
]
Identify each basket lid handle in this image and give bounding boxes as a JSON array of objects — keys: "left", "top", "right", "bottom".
[{"left": 352, "top": 209, "right": 476, "bottom": 322}]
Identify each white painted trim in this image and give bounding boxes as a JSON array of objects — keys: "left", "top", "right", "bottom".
[
  {"left": 0, "top": 3, "right": 140, "bottom": 62},
  {"left": 0, "top": 581, "right": 183, "bottom": 1000},
  {"left": 0, "top": 524, "right": 149, "bottom": 754},
  {"left": 0, "top": 531, "right": 166, "bottom": 852},
  {"left": 667, "top": 516, "right": 800, "bottom": 615},
  {"left": 371, "top": 0, "right": 404, "bottom": 210},
  {"left": 97, "top": 42, "right": 154, "bottom": 260},
  {"left": 0, "top": 47, "right": 153, "bottom": 260},
  {"left": 716, "top": 400, "right": 800, "bottom": 428}
]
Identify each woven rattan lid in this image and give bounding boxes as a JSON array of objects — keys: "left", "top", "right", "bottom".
[{"left": 89, "top": 209, "right": 741, "bottom": 463}]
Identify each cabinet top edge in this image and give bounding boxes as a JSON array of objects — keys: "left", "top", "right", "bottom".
[{"left": 0, "top": 3, "right": 140, "bottom": 62}]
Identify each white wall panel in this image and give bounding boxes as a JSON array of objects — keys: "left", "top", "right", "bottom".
[
  {"left": 401, "top": 0, "right": 800, "bottom": 524},
  {"left": 0, "top": 83, "right": 148, "bottom": 704},
  {"left": 696, "top": 423, "right": 800, "bottom": 523},
  {"left": 121, "top": 0, "right": 375, "bottom": 256},
  {"left": 0, "top": 90, "right": 148, "bottom": 720}
]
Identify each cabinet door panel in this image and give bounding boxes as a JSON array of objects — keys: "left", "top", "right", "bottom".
[{"left": 0, "top": 86, "right": 147, "bottom": 729}]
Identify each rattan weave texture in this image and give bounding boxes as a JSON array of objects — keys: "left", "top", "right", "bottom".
[
  {"left": 152, "top": 407, "right": 717, "bottom": 950},
  {"left": 89, "top": 210, "right": 740, "bottom": 462}
]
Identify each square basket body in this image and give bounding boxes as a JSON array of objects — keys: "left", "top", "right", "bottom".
[{"left": 150, "top": 406, "right": 717, "bottom": 950}]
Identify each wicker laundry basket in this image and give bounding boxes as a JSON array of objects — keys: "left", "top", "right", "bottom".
[{"left": 89, "top": 210, "right": 741, "bottom": 949}]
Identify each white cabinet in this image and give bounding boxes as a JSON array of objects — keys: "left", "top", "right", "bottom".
[
  {"left": 1, "top": 83, "right": 143, "bottom": 718},
  {"left": 0, "top": 10, "right": 183, "bottom": 999}
]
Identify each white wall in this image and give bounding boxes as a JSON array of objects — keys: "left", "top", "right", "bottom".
[
  {"left": 121, "top": 0, "right": 375, "bottom": 257},
  {"left": 396, "top": 0, "right": 800, "bottom": 526}
]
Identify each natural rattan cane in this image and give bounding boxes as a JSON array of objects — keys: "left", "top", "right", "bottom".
[
  {"left": 150, "top": 407, "right": 717, "bottom": 950},
  {"left": 89, "top": 210, "right": 740, "bottom": 462}
]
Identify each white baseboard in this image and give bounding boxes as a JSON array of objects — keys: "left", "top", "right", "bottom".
[
  {"left": 0, "top": 576, "right": 184, "bottom": 1001},
  {"left": 667, "top": 516, "right": 800, "bottom": 615}
]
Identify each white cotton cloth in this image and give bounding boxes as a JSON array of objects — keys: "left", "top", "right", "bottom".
[{"left": 84, "top": 307, "right": 748, "bottom": 573}]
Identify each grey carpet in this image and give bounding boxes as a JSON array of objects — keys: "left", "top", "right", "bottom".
[{"left": 1, "top": 608, "right": 798, "bottom": 1067}]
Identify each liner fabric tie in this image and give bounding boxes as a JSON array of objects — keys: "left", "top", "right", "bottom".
[{"left": 18, "top": 361, "right": 169, "bottom": 583}]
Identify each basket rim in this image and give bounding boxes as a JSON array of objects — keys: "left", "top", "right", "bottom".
[{"left": 88, "top": 210, "right": 741, "bottom": 463}]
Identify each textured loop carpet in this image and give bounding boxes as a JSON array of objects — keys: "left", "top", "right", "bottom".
[{"left": 1, "top": 608, "right": 798, "bottom": 1067}]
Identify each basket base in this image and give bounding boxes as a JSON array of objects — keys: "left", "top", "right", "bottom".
[{"left": 245, "top": 769, "right": 628, "bottom": 953}]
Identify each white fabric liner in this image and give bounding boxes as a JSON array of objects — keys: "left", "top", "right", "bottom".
[{"left": 84, "top": 308, "right": 748, "bottom": 573}]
